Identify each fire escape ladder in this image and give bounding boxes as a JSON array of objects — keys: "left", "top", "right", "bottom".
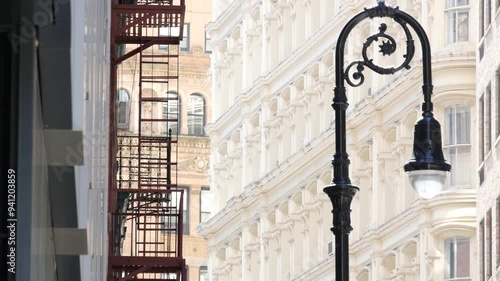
[{"left": 109, "top": 1, "right": 185, "bottom": 280}]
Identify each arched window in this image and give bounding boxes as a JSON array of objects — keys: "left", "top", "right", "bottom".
[
  {"left": 162, "top": 91, "right": 180, "bottom": 134},
  {"left": 117, "top": 89, "right": 130, "bottom": 129},
  {"left": 444, "top": 105, "right": 471, "bottom": 189},
  {"left": 187, "top": 93, "right": 205, "bottom": 135}
]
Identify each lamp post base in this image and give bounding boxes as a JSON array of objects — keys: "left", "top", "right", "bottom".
[{"left": 323, "top": 184, "right": 358, "bottom": 281}]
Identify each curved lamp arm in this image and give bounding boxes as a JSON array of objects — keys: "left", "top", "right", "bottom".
[{"left": 326, "top": 0, "right": 450, "bottom": 191}]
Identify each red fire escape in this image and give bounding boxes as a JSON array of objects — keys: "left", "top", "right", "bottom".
[{"left": 109, "top": 1, "right": 186, "bottom": 280}]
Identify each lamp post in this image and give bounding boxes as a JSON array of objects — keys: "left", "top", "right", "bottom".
[{"left": 323, "top": 1, "right": 451, "bottom": 281}]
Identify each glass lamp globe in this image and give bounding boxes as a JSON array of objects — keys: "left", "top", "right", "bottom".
[{"left": 406, "top": 169, "right": 448, "bottom": 199}]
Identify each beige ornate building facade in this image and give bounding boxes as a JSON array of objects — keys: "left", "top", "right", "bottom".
[
  {"left": 116, "top": 1, "right": 212, "bottom": 280},
  {"left": 199, "top": 0, "right": 478, "bottom": 281},
  {"left": 476, "top": 1, "right": 500, "bottom": 281}
]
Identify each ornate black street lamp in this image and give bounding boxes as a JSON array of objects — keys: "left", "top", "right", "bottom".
[{"left": 323, "top": 1, "right": 451, "bottom": 280}]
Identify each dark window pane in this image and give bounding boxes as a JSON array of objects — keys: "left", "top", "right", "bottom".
[
  {"left": 117, "top": 89, "right": 130, "bottom": 126},
  {"left": 456, "top": 239, "right": 470, "bottom": 277},
  {"left": 118, "top": 102, "right": 127, "bottom": 124},
  {"left": 446, "top": 237, "right": 470, "bottom": 279}
]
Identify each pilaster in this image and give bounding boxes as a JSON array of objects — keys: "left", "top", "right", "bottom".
[{"left": 371, "top": 128, "right": 384, "bottom": 226}]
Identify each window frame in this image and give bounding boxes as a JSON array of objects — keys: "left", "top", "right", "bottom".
[
  {"left": 162, "top": 91, "right": 180, "bottom": 135},
  {"left": 161, "top": 266, "right": 188, "bottom": 280},
  {"left": 205, "top": 31, "right": 212, "bottom": 53},
  {"left": 480, "top": 94, "right": 485, "bottom": 162},
  {"left": 200, "top": 187, "right": 211, "bottom": 223},
  {"left": 158, "top": 23, "right": 190, "bottom": 52},
  {"left": 487, "top": 85, "right": 493, "bottom": 154},
  {"left": 497, "top": 196, "right": 500, "bottom": 269},
  {"left": 445, "top": 0, "right": 470, "bottom": 44},
  {"left": 180, "top": 23, "right": 190, "bottom": 52},
  {"left": 187, "top": 93, "right": 206, "bottom": 136},
  {"left": 199, "top": 266, "right": 208, "bottom": 281},
  {"left": 496, "top": 68, "right": 500, "bottom": 139},
  {"left": 117, "top": 88, "right": 131, "bottom": 129},
  {"left": 444, "top": 105, "right": 472, "bottom": 189},
  {"left": 161, "top": 187, "right": 189, "bottom": 235},
  {"left": 181, "top": 186, "right": 189, "bottom": 235},
  {"left": 480, "top": 219, "right": 485, "bottom": 281},
  {"left": 444, "top": 236, "right": 472, "bottom": 281},
  {"left": 487, "top": 210, "right": 493, "bottom": 280},
  {"left": 487, "top": 0, "right": 492, "bottom": 28},
  {"left": 481, "top": 0, "right": 486, "bottom": 37}
]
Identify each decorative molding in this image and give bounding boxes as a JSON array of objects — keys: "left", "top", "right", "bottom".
[{"left": 177, "top": 156, "right": 210, "bottom": 173}]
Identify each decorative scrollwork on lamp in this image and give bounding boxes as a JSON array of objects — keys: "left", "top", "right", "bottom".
[{"left": 344, "top": 18, "right": 415, "bottom": 88}]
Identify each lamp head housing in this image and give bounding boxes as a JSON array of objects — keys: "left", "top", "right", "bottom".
[{"left": 404, "top": 113, "right": 451, "bottom": 198}]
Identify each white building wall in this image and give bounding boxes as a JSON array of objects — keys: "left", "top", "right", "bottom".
[
  {"left": 476, "top": 1, "right": 500, "bottom": 280},
  {"left": 72, "top": 0, "right": 110, "bottom": 280},
  {"left": 200, "top": 0, "right": 478, "bottom": 281}
]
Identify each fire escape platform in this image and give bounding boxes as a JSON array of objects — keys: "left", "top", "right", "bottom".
[
  {"left": 109, "top": 256, "right": 185, "bottom": 269},
  {"left": 112, "top": 4, "right": 185, "bottom": 45},
  {"left": 115, "top": 36, "right": 179, "bottom": 45}
]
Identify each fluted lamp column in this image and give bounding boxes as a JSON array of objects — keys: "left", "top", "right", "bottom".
[{"left": 323, "top": 1, "right": 451, "bottom": 281}]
